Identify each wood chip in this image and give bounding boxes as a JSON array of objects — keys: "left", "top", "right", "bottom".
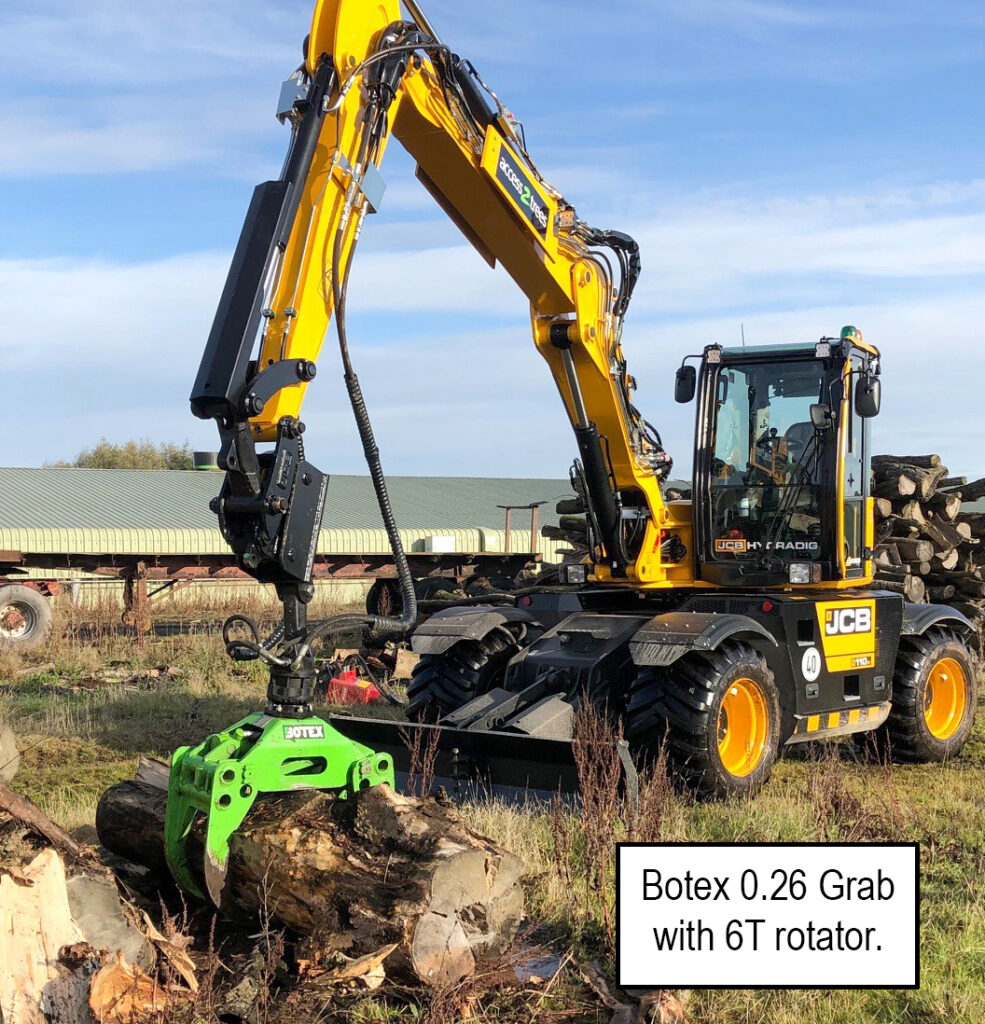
[
  {"left": 88, "top": 952, "right": 169, "bottom": 1024},
  {"left": 139, "top": 910, "right": 199, "bottom": 993}
]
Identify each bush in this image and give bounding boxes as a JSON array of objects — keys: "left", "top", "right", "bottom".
[{"left": 47, "top": 439, "right": 194, "bottom": 470}]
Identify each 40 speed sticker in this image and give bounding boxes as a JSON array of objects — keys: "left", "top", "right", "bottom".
[
  {"left": 801, "top": 647, "right": 822, "bottom": 682},
  {"left": 616, "top": 843, "right": 918, "bottom": 988}
]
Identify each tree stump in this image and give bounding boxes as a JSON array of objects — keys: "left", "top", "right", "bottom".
[{"left": 96, "top": 764, "right": 525, "bottom": 988}]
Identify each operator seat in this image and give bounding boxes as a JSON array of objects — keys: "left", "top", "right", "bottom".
[{"left": 784, "top": 421, "right": 814, "bottom": 463}]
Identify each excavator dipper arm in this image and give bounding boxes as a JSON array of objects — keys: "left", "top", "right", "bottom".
[{"left": 191, "top": 0, "right": 678, "bottom": 590}]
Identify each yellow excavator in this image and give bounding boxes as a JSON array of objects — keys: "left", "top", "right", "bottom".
[{"left": 168, "top": 0, "right": 978, "bottom": 902}]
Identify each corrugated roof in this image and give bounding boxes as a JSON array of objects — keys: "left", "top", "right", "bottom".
[{"left": 0, "top": 468, "right": 575, "bottom": 533}]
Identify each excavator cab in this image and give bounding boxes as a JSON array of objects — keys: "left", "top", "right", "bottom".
[{"left": 678, "top": 326, "right": 881, "bottom": 589}]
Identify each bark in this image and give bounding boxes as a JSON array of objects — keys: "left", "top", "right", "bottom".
[
  {"left": 892, "top": 538, "right": 934, "bottom": 563},
  {"left": 873, "top": 454, "right": 942, "bottom": 469},
  {"left": 872, "top": 476, "right": 916, "bottom": 499},
  {"left": 927, "top": 492, "right": 962, "bottom": 521},
  {"left": 96, "top": 766, "right": 525, "bottom": 989},
  {"left": 876, "top": 575, "right": 926, "bottom": 602},
  {"left": 959, "top": 478, "right": 985, "bottom": 503}
]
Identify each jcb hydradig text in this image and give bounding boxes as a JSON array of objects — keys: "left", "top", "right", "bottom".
[{"left": 165, "top": 0, "right": 978, "bottom": 901}]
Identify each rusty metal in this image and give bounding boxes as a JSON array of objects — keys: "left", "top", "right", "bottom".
[{"left": 497, "top": 501, "right": 547, "bottom": 557}]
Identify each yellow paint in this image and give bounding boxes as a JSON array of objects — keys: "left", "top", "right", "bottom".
[
  {"left": 848, "top": 708, "right": 860, "bottom": 725},
  {"left": 246, "top": 0, "right": 882, "bottom": 595},
  {"left": 717, "top": 678, "right": 770, "bottom": 777},
  {"left": 924, "top": 656, "right": 968, "bottom": 740},
  {"left": 815, "top": 598, "right": 876, "bottom": 673},
  {"left": 807, "top": 714, "right": 820, "bottom": 732}
]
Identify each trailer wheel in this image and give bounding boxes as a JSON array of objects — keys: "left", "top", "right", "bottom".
[
  {"left": 626, "top": 642, "right": 780, "bottom": 800},
  {"left": 406, "top": 628, "right": 521, "bottom": 722},
  {"left": 0, "top": 585, "right": 53, "bottom": 651},
  {"left": 883, "top": 628, "right": 977, "bottom": 762}
]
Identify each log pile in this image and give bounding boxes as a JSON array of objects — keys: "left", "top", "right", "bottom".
[{"left": 872, "top": 454, "right": 985, "bottom": 621}]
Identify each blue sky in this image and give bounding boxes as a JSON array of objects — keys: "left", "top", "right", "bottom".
[{"left": 3, "top": 0, "right": 985, "bottom": 477}]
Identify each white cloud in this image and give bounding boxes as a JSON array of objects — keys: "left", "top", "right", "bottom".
[{"left": 5, "top": 174, "right": 985, "bottom": 475}]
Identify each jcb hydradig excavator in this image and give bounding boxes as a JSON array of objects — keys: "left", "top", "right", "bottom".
[{"left": 167, "top": 0, "right": 978, "bottom": 902}]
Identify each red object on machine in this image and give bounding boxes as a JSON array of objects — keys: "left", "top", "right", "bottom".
[{"left": 326, "top": 668, "right": 382, "bottom": 705}]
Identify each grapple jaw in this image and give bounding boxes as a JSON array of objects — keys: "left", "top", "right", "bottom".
[{"left": 165, "top": 712, "right": 393, "bottom": 904}]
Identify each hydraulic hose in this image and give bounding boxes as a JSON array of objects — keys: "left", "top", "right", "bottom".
[{"left": 288, "top": 99, "right": 417, "bottom": 662}]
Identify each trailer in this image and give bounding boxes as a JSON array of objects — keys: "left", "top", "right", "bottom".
[{"left": 0, "top": 548, "right": 539, "bottom": 649}]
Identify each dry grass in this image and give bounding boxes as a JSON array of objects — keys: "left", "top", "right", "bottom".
[{"left": 2, "top": 628, "right": 984, "bottom": 1023}]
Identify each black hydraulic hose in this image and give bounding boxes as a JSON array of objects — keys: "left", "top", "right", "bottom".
[{"left": 300, "top": 105, "right": 416, "bottom": 652}]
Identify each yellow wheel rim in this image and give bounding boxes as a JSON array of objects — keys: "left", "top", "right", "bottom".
[
  {"left": 923, "top": 657, "right": 967, "bottom": 741},
  {"left": 717, "top": 677, "right": 769, "bottom": 778}
]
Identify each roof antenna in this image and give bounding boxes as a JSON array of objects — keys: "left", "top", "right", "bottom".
[{"left": 740, "top": 323, "right": 746, "bottom": 349}]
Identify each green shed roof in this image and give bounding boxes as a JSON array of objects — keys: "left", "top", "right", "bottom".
[{"left": 0, "top": 468, "right": 575, "bottom": 533}]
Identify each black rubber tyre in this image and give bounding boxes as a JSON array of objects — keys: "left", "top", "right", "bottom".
[
  {"left": 626, "top": 642, "right": 781, "bottom": 800},
  {"left": 366, "top": 578, "right": 400, "bottom": 618},
  {"left": 882, "top": 628, "right": 977, "bottom": 762},
  {"left": 414, "top": 576, "right": 460, "bottom": 600},
  {"left": 0, "top": 584, "right": 53, "bottom": 651},
  {"left": 406, "top": 628, "right": 521, "bottom": 722}
]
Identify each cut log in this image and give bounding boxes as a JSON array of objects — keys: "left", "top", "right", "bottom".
[
  {"left": 96, "top": 773, "right": 525, "bottom": 989},
  {"left": 872, "top": 476, "right": 916, "bottom": 499},
  {"left": 895, "top": 499, "right": 926, "bottom": 525},
  {"left": 927, "top": 585, "right": 957, "bottom": 602},
  {"left": 876, "top": 575, "right": 926, "bottom": 602},
  {"left": 874, "top": 564, "right": 910, "bottom": 578},
  {"left": 0, "top": 717, "right": 20, "bottom": 782},
  {"left": 875, "top": 462, "right": 945, "bottom": 500},
  {"left": 892, "top": 538, "right": 934, "bottom": 563},
  {"left": 873, "top": 497, "right": 893, "bottom": 519},
  {"left": 873, "top": 454, "right": 942, "bottom": 469},
  {"left": 937, "top": 477, "right": 967, "bottom": 491},
  {"left": 918, "top": 518, "right": 961, "bottom": 554},
  {"left": 903, "top": 560, "right": 931, "bottom": 576},
  {"left": 959, "top": 478, "right": 985, "bottom": 503},
  {"left": 932, "top": 549, "right": 960, "bottom": 571},
  {"left": 0, "top": 848, "right": 92, "bottom": 1024},
  {"left": 928, "top": 492, "right": 962, "bottom": 521},
  {"left": 956, "top": 512, "right": 985, "bottom": 538},
  {"left": 873, "top": 543, "right": 903, "bottom": 567}
]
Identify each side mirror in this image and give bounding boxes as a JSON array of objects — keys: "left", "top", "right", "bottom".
[
  {"left": 675, "top": 365, "right": 696, "bottom": 403},
  {"left": 855, "top": 374, "right": 881, "bottom": 418},
  {"left": 810, "top": 403, "right": 834, "bottom": 430}
]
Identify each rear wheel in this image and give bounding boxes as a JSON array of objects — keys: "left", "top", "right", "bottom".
[
  {"left": 406, "top": 627, "right": 522, "bottom": 722},
  {"left": 626, "top": 642, "right": 780, "bottom": 800},
  {"left": 884, "top": 628, "right": 977, "bottom": 762},
  {"left": 0, "top": 585, "right": 52, "bottom": 651}
]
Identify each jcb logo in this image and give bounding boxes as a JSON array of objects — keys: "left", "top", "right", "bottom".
[
  {"left": 715, "top": 539, "right": 748, "bottom": 553},
  {"left": 824, "top": 607, "right": 871, "bottom": 636}
]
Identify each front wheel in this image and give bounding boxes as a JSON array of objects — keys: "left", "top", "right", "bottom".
[
  {"left": 884, "top": 628, "right": 977, "bottom": 762},
  {"left": 626, "top": 643, "right": 781, "bottom": 800},
  {"left": 406, "top": 627, "right": 522, "bottom": 722}
]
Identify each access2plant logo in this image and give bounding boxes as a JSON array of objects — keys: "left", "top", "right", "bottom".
[{"left": 823, "top": 605, "right": 872, "bottom": 636}]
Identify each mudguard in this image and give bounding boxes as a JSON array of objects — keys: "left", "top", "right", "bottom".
[
  {"left": 410, "top": 605, "right": 541, "bottom": 656},
  {"left": 901, "top": 602, "right": 974, "bottom": 638},
  {"left": 630, "top": 611, "right": 777, "bottom": 667}
]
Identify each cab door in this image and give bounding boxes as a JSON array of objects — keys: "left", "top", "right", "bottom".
[{"left": 840, "top": 355, "right": 867, "bottom": 578}]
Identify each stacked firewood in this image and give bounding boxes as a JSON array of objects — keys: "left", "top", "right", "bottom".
[{"left": 873, "top": 454, "right": 985, "bottom": 620}]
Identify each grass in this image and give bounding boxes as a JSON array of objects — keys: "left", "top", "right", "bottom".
[{"left": 2, "top": 619, "right": 984, "bottom": 1023}]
